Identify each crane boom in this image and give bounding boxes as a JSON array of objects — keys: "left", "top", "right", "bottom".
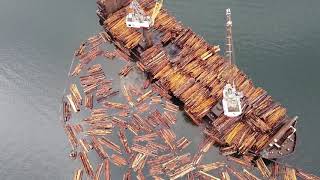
[
  {"left": 225, "top": 8, "right": 234, "bottom": 64},
  {"left": 150, "top": 0, "right": 163, "bottom": 26}
]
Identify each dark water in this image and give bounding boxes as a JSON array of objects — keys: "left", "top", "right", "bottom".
[{"left": 0, "top": 0, "right": 319, "bottom": 179}]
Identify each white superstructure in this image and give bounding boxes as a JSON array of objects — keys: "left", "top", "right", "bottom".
[
  {"left": 222, "top": 84, "right": 243, "bottom": 117},
  {"left": 125, "top": 0, "right": 151, "bottom": 28}
]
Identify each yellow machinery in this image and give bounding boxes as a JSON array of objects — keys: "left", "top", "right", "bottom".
[
  {"left": 150, "top": 0, "right": 163, "bottom": 26},
  {"left": 126, "top": 0, "right": 163, "bottom": 28}
]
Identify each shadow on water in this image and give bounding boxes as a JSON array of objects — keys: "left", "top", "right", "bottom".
[{"left": 182, "top": 112, "right": 199, "bottom": 126}]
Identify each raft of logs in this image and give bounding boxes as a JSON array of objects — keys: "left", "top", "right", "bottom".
[{"left": 61, "top": 9, "right": 320, "bottom": 178}]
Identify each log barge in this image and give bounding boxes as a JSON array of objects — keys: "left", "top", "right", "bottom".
[{"left": 96, "top": 0, "right": 297, "bottom": 159}]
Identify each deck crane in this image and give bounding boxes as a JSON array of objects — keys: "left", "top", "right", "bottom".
[
  {"left": 222, "top": 9, "right": 297, "bottom": 158},
  {"left": 150, "top": 0, "right": 163, "bottom": 26},
  {"left": 125, "top": 0, "right": 151, "bottom": 28},
  {"left": 126, "top": 0, "right": 163, "bottom": 28},
  {"left": 125, "top": 0, "right": 163, "bottom": 48},
  {"left": 222, "top": 8, "right": 243, "bottom": 117}
]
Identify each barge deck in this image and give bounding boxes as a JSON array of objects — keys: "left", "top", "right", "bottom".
[{"left": 96, "top": 0, "right": 297, "bottom": 159}]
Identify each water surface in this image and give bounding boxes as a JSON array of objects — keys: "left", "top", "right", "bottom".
[{"left": 0, "top": 0, "right": 319, "bottom": 179}]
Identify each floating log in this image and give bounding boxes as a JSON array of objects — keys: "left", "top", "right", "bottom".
[
  {"left": 168, "top": 163, "right": 195, "bottom": 180},
  {"left": 187, "top": 172, "right": 195, "bottom": 180},
  {"left": 152, "top": 176, "right": 165, "bottom": 180},
  {"left": 197, "top": 171, "right": 221, "bottom": 180},
  {"left": 150, "top": 96, "right": 162, "bottom": 104},
  {"left": 126, "top": 123, "right": 139, "bottom": 136},
  {"left": 122, "top": 84, "right": 133, "bottom": 104},
  {"left": 87, "top": 121, "right": 113, "bottom": 130},
  {"left": 111, "top": 154, "right": 127, "bottom": 166},
  {"left": 102, "top": 101, "right": 129, "bottom": 110},
  {"left": 243, "top": 169, "right": 261, "bottom": 180},
  {"left": 163, "top": 111, "right": 177, "bottom": 125},
  {"left": 99, "top": 32, "right": 111, "bottom": 43},
  {"left": 131, "top": 143, "right": 156, "bottom": 156},
  {"left": 92, "top": 137, "right": 109, "bottom": 159},
  {"left": 84, "top": 94, "right": 93, "bottom": 109},
  {"left": 117, "top": 110, "right": 130, "bottom": 117},
  {"left": 163, "top": 101, "right": 179, "bottom": 112},
  {"left": 162, "top": 153, "right": 191, "bottom": 172},
  {"left": 79, "top": 152, "right": 94, "bottom": 178},
  {"left": 63, "top": 101, "right": 71, "bottom": 122},
  {"left": 84, "top": 129, "right": 112, "bottom": 136},
  {"left": 97, "top": 90, "right": 119, "bottom": 103},
  {"left": 67, "top": 94, "right": 80, "bottom": 112},
  {"left": 75, "top": 43, "right": 86, "bottom": 57},
  {"left": 133, "top": 133, "right": 158, "bottom": 143},
  {"left": 79, "top": 138, "right": 91, "bottom": 153},
  {"left": 137, "top": 171, "right": 146, "bottom": 180},
  {"left": 136, "top": 102, "right": 149, "bottom": 113},
  {"left": 132, "top": 153, "right": 147, "bottom": 172},
  {"left": 176, "top": 137, "right": 191, "bottom": 151},
  {"left": 137, "top": 90, "right": 153, "bottom": 103},
  {"left": 112, "top": 117, "right": 127, "bottom": 129},
  {"left": 88, "top": 64, "right": 103, "bottom": 74},
  {"left": 149, "top": 165, "right": 164, "bottom": 176},
  {"left": 197, "top": 162, "right": 225, "bottom": 172},
  {"left": 192, "top": 153, "right": 204, "bottom": 166},
  {"left": 159, "top": 128, "right": 176, "bottom": 150},
  {"left": 72, "top": 124, "right": 83, "bottom": 134},
  {"left": 150, "top": 110, "right": 170, "bottom": 128},
  {"left": 219, "top": 146, "right": 237, "bottom": 156},
  {"left": 64, "top": 124, "right": 78, "bottom": 149},
  {"left": 119, "top": 64, "right": 133, "bottom": 77},
  {"left": 255, "top": 158, "right": 271, "bottom": 178},
  {"left": 70, "top": 84, "right": 82, "bottom": 105},
  {"left": 94, "top": 162, "right": 104, "bottom": 180},
  {"left": 95, "top": 81, "right": 111, "bottom": 95},
  {"left": 123, "top": 169, "right": 132, "bottom": 180},
  {"left": 99, "top": 137, "right": 122, "bottom": 154},
  {"left": 147, "top": 153, "right": 174, "bottom": 167},
  {"left": 73, "top": 168, "right": 83, "bottom": 180},
  {"left": 296, "top": 169, "right": 320, "bottom": 180},
  {"left": 226, "top": 166, "right": 246, "bottom": 180},
  {"left": 221, "top": 171, "right": 231, "bottom": 180},
  {"left": 103, "top": 51, "right": 116, "bottom": 59},
  {"left": 132, "top": 113, "right": 153, "bottom": 133},
  {"left": 104, "top": 159, "right": 111, "bottom": 180},
  {"left": 227, "top": 156, "right": 252, "bottom": 168}
]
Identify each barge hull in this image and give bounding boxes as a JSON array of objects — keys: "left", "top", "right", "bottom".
[{"left": 96, "top": 0, "right": 297, "bottom": 158}]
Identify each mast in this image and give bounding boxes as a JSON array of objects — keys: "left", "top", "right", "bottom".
[
  {"left": 225, "top": 8, "right": 235, "bottom": 65},
  {"left": 222, "top": 8, "right": 243, "bottom": 118}
]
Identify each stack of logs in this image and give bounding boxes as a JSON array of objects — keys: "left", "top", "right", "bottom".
[{"left": 99, "top": 0, "right": 294, "bottom": 156}]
